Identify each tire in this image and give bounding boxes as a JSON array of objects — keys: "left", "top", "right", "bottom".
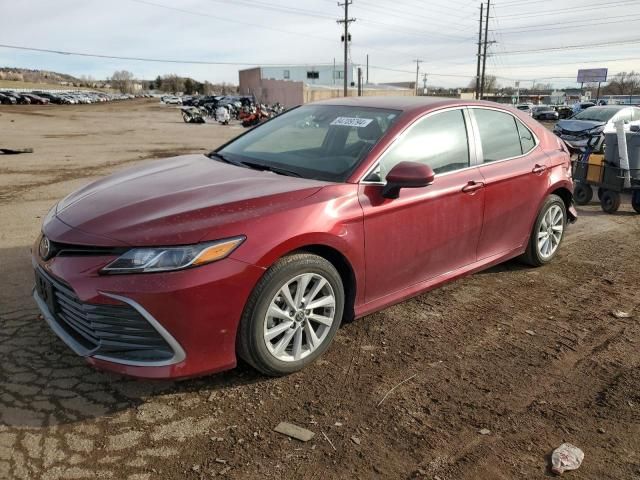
[
  {"left": 237, "top": 253, "right": 344, "bottom": 376},
  {"left": 600, "top": 190, "right": 621, "bottom": 214},
  {"left": 632, "top": 190, "right": 640, "bottom": 214},
  {"left": 573, "top": 183, "right": 593, "bottom": 205},
  {"left": 521, "top": 194, "right": 567, "bottom": 267}
]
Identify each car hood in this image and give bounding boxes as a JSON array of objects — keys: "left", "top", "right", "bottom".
[
  {"left": 54, "top": 154, "right": 328, "bottom": 246},
  {"left": 556, "top": 119, "right": 605, "bottom": 133}
]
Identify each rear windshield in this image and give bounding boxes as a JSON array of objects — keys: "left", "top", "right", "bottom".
[
  {"left": 516, "top": 105, "right": 530, "bottom": 110},
  {"left": 218, "top": 104, "right": 399, "bottom": 182}
]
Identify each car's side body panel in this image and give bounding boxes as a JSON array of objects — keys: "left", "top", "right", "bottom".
[{"left": 358, "top": 168, "right": 485, "bottom": 303}]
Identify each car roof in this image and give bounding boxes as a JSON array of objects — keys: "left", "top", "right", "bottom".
[{"left": 310, "top": 96, "right": 514, "bottom": 115}]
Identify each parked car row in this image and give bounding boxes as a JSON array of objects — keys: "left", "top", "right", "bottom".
[
  {"left": 0, "top": 90, "right": 153, "bottom": 105},
  {"left": 553, "top": 105, "right": 640, "bottom": 151}
]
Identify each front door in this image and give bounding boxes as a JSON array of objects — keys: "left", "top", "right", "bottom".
[{"left": 358, "top": 108, "right": 486, "bottom": 303}]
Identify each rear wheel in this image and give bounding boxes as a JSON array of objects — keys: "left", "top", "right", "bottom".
[
  {"left": 521, "top": 194, "right": 567, "bottom": 267},
  {"left": 632, "top": 190, "right": 640, "bottom": 214},
  {"left": 237, "top": 253, "right": 344, "bottom": 376},
  {"left": 573, "top": 183, "right": 593, "bottom": 205},
  {"left": 600, "top": 190, "right": 621, "bottom": 214}
]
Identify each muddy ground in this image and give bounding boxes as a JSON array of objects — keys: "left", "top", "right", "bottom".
[{"left": 0, "top": 100, "right": 639, "bottom": 480}]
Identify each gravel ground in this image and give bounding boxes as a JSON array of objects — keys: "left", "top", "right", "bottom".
[{"left": 0, "top": 100, "right": 639, "bottom": 480}]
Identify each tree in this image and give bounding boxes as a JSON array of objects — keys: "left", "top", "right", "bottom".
[
  {"left": 468, "top": 75, "right": 499, "bottom": 94},
  {"left": 111, "top": 70, "right": 135, "bottom": 93},
  {"left": 184, "top": 78, "right": 195, "bottom": 95},
  {"left": 159, "top": 74, "right": 185, "bottom": 93},
  {"left": 603, "top": 71, "right": 640, "bottom": 95}
]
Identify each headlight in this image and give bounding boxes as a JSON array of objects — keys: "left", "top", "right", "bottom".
[
  {"left": 588, "top": 125, "right": 605, "bottom": 134},
  {"left": 101, "top": 236, "right": 245, "bottom": 274}
]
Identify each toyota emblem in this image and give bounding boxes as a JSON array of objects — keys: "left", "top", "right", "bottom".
[{"left": 39, "top": 236, "right": 52, "bottom": 260}]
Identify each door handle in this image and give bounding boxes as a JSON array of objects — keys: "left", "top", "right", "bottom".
[
  {"left": 532, "top": 164, "right": 548, "bottom": 174},
  {"left": 462, "top": 181, "right": 485, "bottom": 194}
]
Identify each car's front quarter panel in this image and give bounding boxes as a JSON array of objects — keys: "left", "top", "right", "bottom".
[{"left": 226, "top": 183, "right": 366, "bottom": 306}]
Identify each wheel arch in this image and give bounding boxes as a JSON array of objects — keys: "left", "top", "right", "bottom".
[
  {"left": 550, "top": 185, "right": 576, "bottom": 222},
  {"left": 292, "top": 244, "right": 357, "bottom": 323}
]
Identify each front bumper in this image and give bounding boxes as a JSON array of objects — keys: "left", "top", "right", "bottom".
[{"left": 32, "top": 250, "right": 265, "bottom": 379}]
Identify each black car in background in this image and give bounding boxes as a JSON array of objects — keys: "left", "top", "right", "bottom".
[
  {"left": 0, "top": 92, "right": 17, "bottom": 104},
  {"left": 533, "top": 106, "right": 559, "bottom": 121}
]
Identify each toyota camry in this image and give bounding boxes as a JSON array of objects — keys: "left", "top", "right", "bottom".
[{"left": 33, "top": 97, "right": 576, "bottom": 378}]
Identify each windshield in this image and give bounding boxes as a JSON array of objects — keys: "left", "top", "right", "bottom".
[
  {"left": 573, "top": 107, "right": 622, "bottom": 122},
  {"left": 217, "top": 105, "right": 399, "bottom": 182},
  {"left": 537, "top": 107, "right": 553, "bottom": 112}
]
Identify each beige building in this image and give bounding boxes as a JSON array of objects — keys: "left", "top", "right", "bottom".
[{"left": 239, "top": 67, "right": 414, "bottom": 107}]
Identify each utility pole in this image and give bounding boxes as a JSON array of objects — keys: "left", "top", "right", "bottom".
[
  {"left": 475, "top": 2, "right": 483, "bottom": 100},
  {"left": 337, "top": 1, "right": 355, "bottom": 97},
  {"left": 366, "top": 54, "right": 369, "bottom": 84},
  {"left": 480, "top": 0, "right": 490, "bottom": 100},
  {"left": 357, "top": 67, "right": 362, "bottom": 96},
  {"left": 414, "top": 59, "right": 422, "bottom": 96},
  {"left": 333, "top": 57, "right": 336, "bottom": 85}
]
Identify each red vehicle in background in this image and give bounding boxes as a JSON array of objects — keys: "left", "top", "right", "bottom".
[{"left": 32, "top": 97, "right": 576, "bottom": 379}]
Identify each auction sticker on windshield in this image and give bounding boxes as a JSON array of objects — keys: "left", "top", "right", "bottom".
[{"left": 330, "top": 117, "right": 373, "bottom": 128}]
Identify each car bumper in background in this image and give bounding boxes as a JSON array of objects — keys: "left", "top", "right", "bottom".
[{"left": 32, "top": 252, "right": 265, "bottom": 379}]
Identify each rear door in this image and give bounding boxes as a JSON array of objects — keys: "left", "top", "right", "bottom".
[
  {"left": 470, "top": 107, "right": 550, "bottom": 260},
  {"left": 359, "top": 108, "right": 486, "bottom": 303}
]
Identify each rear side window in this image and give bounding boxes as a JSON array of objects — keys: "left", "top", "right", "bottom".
[
  {"left": 378, "top": 109, "right": 470, "bottom": 180},
  {"left": 474, "top": 109, "right": 525, "bottom": 162},
  {"left": 516, "top": 120, "right": 536, "bottom": 154}
]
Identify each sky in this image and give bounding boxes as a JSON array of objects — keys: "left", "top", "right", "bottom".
[{"left": 1, "top": 0, "right": 639, "bottom": 89}]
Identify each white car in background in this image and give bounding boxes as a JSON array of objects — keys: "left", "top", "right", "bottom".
[
  {"left": 162, "top": 95, "right": 182, "bottom": 105},
  {"left": 516, "top": 103, "right": 534, "bottom": 116}
]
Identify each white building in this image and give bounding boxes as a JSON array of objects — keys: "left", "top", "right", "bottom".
[{"left": 243, "top": 64, "right": 356, "bottom": 87}]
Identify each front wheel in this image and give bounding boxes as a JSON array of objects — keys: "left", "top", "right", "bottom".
[
  {"left": 237, "top": 253, "right": 344, "bottom": 376},
  {"left": 631, "top": 190, "right": 640, "bottom": 214},
  {"left": 521, "top": 194, "right": 567, "bottom": 267},
  {"left": 600, "top": 190, "right": 621, "bottom": 214},
  {"left": 573, "top": 183, "right": 593, "bottom": 205}
]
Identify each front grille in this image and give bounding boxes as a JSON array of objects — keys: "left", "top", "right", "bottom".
[{"left": 38, "top": 267, "right": 175, "bottom": 363}]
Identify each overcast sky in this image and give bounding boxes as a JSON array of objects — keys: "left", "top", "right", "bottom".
[{"left": 1, "top": 0, "right": 639, "bottom": 89}]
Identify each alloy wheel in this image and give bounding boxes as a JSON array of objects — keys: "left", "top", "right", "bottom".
[
  {"left": 537, "top": 204, "right": 564, "bottom": 259},
  {"left": 263, "top": 273, "right": 336, "bottom": 362}
]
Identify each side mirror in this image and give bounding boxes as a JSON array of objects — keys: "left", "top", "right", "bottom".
[{"left": 382, "top": 161, "right": 435, "bottom": 199}]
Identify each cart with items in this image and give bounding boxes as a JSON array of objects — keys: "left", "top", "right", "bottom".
[{"left": 572, "top": 127, "right": 640, "bottom": 214}]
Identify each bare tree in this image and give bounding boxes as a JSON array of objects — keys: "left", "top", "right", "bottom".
[
  {"left": 111, "top": 70, "right": 135, "bottom": 93},
  {"left": 603, "top": 71, "right": 640, "bottom": 96},
  {"left": 468, "top": 75, "right": 499, "bottom": 94}
]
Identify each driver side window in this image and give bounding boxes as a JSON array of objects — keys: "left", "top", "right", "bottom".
[{"left": 374, "top": 109, "right": 470, "bottom": 182}]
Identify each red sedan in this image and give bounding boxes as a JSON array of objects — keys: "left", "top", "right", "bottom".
[{"left": 32, "top": 97, "right": 576, "bottom": 378}]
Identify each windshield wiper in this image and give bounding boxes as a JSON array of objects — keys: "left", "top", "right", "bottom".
[
  {"left": 209, "top": 152, "right": 243, "bottom": 166},
  {"left": 238, "top": 160, "right": 301, "bottom": 177}
]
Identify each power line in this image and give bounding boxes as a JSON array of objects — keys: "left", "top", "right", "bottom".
[
  {"left": 497, "top": 0, "right": 639, "bottom": 18},
  {"left": 498, "top": 37, "right": 640, "bottom": 55},
  {"left": 0, "top": 43, "right": 333, "bottom": 67}
]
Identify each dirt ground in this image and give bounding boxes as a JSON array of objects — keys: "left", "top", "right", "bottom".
[{"left": 1, "top": 100, "right": 639, "bottom": 480}]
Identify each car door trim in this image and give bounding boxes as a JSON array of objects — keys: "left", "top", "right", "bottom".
[
  {"left": 359, "top": 106, "right": 478, "bottom": 185},
  {"left": 467, "top": 106, "right": 541, "bottom": 166}
]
